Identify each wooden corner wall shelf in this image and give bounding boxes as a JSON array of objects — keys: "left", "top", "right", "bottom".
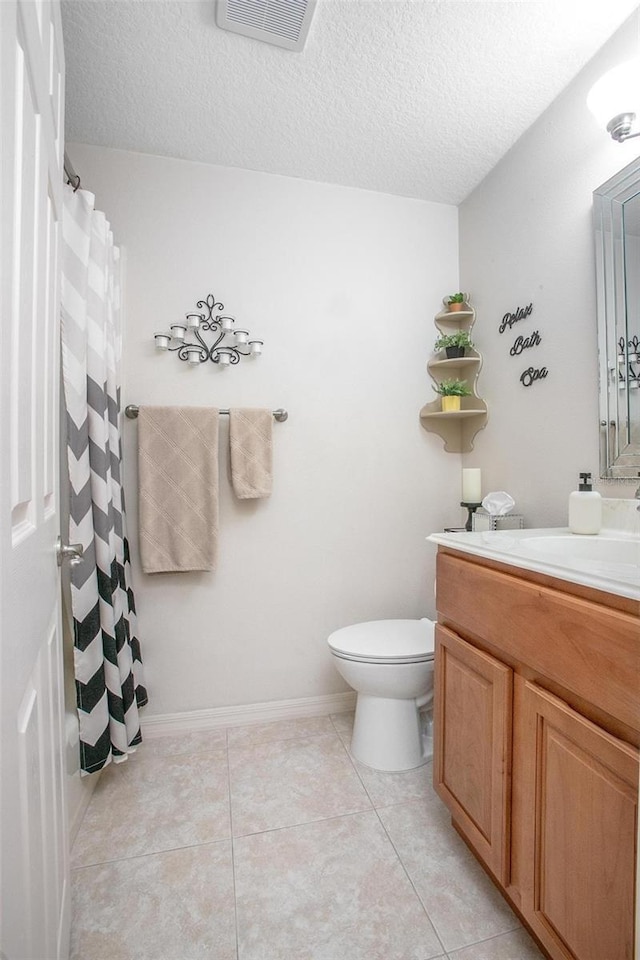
[{"left": 420, "top": 297, "right": 488, "bottom": 453}]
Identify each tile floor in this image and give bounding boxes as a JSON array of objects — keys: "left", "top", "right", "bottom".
[{"left": 70, "top": 713, "right": 545, "bottom": 960}]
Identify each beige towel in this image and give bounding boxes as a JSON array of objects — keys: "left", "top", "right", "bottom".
[
  {"left": 138, "top": 406, "right": 219, "bottom": 573},
  {"left": 229, "top": 408, "right": 273, "bottom": 499}
]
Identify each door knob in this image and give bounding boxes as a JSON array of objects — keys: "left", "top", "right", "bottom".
[{"left": 56, "top": 537, "right": 84, "bottom": 567}]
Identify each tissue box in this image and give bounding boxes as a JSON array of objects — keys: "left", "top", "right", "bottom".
[{"left": 472, "top": 511, "right": 524, "bottom": 532}]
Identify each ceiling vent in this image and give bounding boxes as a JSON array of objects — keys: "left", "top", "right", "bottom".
[{"left": 216, "top": 0, "right": 316, "bottom": 52}]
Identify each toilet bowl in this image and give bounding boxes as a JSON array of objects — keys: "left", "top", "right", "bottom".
[{"left": 327, "top": 619, "right": 435, "bottom": 772}]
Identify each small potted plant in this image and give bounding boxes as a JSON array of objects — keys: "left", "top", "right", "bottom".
[
  {"left": 433, "top": 378, "right": 472, "bottom": 412},
  {"left": 447, "top": 292, "right": 466, "bottom": 312},
  {"left": 434, "top": 331, "right": 473, "bottom": 359}
]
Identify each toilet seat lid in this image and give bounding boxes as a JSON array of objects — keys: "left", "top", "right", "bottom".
[{"left": 327, "top": 619, "right": 435, "bottom": 663}]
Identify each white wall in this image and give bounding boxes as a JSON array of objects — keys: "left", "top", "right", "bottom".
[
  {"left": 67, "top": 144, "right": 460, "bottom": 717},
  {"left": 459, "top": 12, "right": 640, "bottom": 526}
]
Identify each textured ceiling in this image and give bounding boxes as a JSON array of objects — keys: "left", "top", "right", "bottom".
[{"left": 61, "top": 0, "right": 639, "bottom": 204}]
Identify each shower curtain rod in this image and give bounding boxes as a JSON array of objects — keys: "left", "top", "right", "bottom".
[
  {"left": 63, "top": 152, "right": 81, "bottom": 192},
  {"left": 125, "top": 404, "right": 289, "bottom": 422}
]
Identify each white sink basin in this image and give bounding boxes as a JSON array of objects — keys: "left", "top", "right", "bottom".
[
  {"left": 515, "top": 536, "right": 640, "bottom": 566},
  {"left": 428, "top": 508, "right": 640, "bottom": 600}
]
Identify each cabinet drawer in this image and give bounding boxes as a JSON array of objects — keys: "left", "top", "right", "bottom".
[
  {"left": 436, "top": 552, "right": 640, "bottom": 733},
  {"left": 433, "top": 624, "right": 512, "bottom": 884}
]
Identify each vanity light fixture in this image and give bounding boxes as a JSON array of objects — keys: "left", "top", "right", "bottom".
[
  {"left": 154, "top": 293, "right": 264, "bottom": 368},
  {"left": 587, "top": 59, "right": 640, "bottom": 142}
]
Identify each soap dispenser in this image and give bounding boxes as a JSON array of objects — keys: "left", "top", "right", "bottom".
[{"left": 568, "top": 472, "right": 602, "bottom": 535}]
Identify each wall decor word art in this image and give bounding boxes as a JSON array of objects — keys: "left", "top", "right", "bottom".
[
  {"left": 510, "top": 329, "right": 542, "bottom": 356},
  {"left": 520, "top": 365, "right": 548, "bottom": 387},
  {"left": 499, "top": 302, "right": 533, "bottom": 334}
]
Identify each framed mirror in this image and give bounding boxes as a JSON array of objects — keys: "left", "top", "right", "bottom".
[{"left": 594, "top": 156, "right": 640, "bottom": 478}]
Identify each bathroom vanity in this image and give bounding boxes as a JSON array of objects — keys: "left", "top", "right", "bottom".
[{"left": 428, "top": 523, "right": 639, "bottom": 960}]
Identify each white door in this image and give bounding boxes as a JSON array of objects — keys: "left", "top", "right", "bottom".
[{"left": 0, "top": 1, "right": 70, "bottom": 958}]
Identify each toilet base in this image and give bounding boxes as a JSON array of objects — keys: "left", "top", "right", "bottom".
[{"left": 350, "top": 694, "right": 427, "bottom": 771}]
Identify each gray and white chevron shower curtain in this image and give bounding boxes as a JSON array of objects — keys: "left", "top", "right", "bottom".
[{"left": 61, "top": 184, "right": 147, "bottom": 774}]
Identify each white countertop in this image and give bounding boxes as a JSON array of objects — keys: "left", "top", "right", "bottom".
[{"left": 427, "top": 526, "right": 640, "bottom": 602}]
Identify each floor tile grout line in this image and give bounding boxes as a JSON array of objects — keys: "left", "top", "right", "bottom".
[
  {"left": 227, "top": 730, "right": 342, "bottom": 756},
  {"left": 226, "top": 727, "right": 241, "bottom": 960},
  {"left": 136, "top": 745, "right": 229, "bottom": 762},
  {"left": 371, "top": 797, "right": 523, "bottom": 957},
  {"left": 329, "top": 718, "right": 437, "bottom": 814},
  {"left": 143, "top": 716, "right": 345, "bottom": 758},
  {"left": 445, "top": 918, "right": 528, "bottom": 960},
  {"left": 71, "top": 835, "right": 234, "bottom": 872},
  {"left": 333, "top": 731, "right": 442, "bottom": 811},
  {"left": 330, "top": 716, "right": 373, "bottom": 797},
  {"left": 227, "top": 723, "right": 371, "bottom": 836},
  {"left": 329, "top": 716, "right": 448, "bottom": 960},
  {"left": 328, "top": 712, "right": 351, "bottom": 746},
  {"left": 445, "top": 922, "right": 525, "bottom": 953},
  {"left": 371, "top": 803, "right": 448, "bottom": 958},
  {"left": 140, "top": 727, "right": 336, "bottom": 764},
  {"left": 231, "top": 806, "right": 376, "bottom": 840}
]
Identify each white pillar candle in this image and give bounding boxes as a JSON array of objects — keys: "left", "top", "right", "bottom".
[
  {"left": 186, "top": 347, "right": 201, "bottom": 365},
  {"left": 218, "top": 352, "right": 231, "bottom": 366},
  {"left": 462, "top": 468, "right": 482, "bottom": 502},
  {"left": 170, "top": 324, "right": 186, "bottom": 340},
  {"left": 186, "top": 315, "right": 200, "bottom": 329},
  {"left": 221, "top": 316, "right": 234, "bottom": 332},
  {"left": 234, "top": 329, "right": 249, "bottom": 345},
  {"left": 154, "top": 334, "right": 171, "bottom": 350},
  {"left": 249, "top": 340, "right": 263, "bottom": 355}
]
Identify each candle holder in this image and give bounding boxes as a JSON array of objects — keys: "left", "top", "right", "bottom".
[
  {"left": 154, "top": 292, "right": 264, "bottom": 367},
  {"left": 460, "top": 501, "right": 482, "bottom": 532}
]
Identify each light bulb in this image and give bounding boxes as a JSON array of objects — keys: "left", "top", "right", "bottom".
[{"left": 587, "top": 59, "right": 640, "bottom": 139}]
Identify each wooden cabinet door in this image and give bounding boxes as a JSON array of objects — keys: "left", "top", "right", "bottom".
[
  {"left": 518, "top": 679, "right": 638, "bottom": 960},
  {"left": 433, "top": 625, "right": 513, "bottom": 883}
]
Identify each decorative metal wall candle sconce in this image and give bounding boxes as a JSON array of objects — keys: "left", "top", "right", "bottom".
[{"left": 154, "top": 293, "right": 264, "bottom": 367}]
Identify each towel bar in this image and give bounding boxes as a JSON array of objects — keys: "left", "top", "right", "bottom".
[{"left": 124, "top": 404, "right": 288, "bottom": 422}]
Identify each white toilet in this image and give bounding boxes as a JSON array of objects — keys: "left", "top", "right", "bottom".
[{"left": 327, "top": 618, "right": 435, "bottom": 772}]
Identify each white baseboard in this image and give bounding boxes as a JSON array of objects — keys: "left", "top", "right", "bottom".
[
  {"left": 57, "top": 874, "right": 71, "bottom": 960},
  {"left": 68, "top": 771, "right": 99, "bottom": 846},
  {"left": 141, "top": 691, "right": 357, "bottom": 740}
]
